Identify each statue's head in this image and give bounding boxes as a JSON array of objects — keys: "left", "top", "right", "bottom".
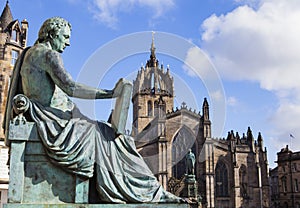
[{"left": 36, "top": 17, "right": 72, "bottom": 53}]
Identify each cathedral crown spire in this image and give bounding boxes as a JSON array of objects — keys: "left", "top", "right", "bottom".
[{"left": 132, "top": 36, "right": 174, "bottom": 99}]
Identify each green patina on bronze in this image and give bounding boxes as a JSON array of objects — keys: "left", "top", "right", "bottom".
[{"left": 4, "top": 17, "right": 184, "bottom": 205}]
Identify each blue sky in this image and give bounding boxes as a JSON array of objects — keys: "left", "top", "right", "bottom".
[{"left": 6, "top": 0, "right": 300, "bottom": 167}]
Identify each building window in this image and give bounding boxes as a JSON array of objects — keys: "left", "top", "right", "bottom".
[
  {"left": 172, "top": 126, "right": 196, "bottom": 179},
  {"left": 11, "top": 50, "right": 19, "bottom": 66},
  {"left": 147, "top": 101, "right": 152, "bottom": 117},
  {"left": 293, "top": 163, "right": 297, "bottom": 172},
  {"left": 11, "top": 29, "right": 17, "bottom": 41},
  {"left": 154, "top": 98, "right": 166, "bottom": 118},
  {"left": 239, "top": 165, "right": 248, "bottom": 198},
  {"left": 295, "top": 179, "right": 299, "bottom": 192},
  {"left": 282, "top": 177, "right": 287, "bottom": 193},
  {"left": 216, "top": 161, "right": 229, "bottom": 197},
  {"left": 154, "top": 101, "right": 158, "bottom": 117}
]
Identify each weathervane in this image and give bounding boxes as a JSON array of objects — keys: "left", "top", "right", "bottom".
[
  {"left": 152, "top": 31, "right": 155, "bottom": 42},
  {"left": 150, "top": 31, "right": 156, "bottom": 59},
  {"left": 151, "top": 31, "right": 156, "bottom": 49}
]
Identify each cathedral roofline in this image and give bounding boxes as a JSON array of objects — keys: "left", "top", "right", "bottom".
[
  {"left": 213, "top": 128, "right": 267, "bottom": 153},
  {"left": 166, "top": 103, "right": 201, "bottom": 119}
]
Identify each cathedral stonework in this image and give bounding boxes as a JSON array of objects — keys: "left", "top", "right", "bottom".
[{"left": 133, "top": 38, "right": 270, "bottom": 208}]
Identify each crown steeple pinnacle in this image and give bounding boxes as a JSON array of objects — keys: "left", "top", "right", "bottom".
[
  {"left": 151, "top": 31, "right": 155, "bottom": 56},
  {"left": 147, "top": 31, "right": 157, "bottom": 67}
]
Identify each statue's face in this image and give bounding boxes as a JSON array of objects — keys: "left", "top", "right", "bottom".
[{"left": 51, "top": 26, "right": 71, "bottom": 53}]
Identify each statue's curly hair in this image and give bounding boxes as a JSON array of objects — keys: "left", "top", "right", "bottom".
[{"left": 35, "top": 17, "right": 72, "bottom": 44}]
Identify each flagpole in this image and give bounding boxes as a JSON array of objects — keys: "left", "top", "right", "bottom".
[{"left": 289, "top": 134, "right": 295, "bottom": 150}]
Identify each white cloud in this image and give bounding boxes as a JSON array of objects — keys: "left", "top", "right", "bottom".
[
  {"left": 183, "top": 46, "right": 218, "bottom": 79},
  {"left": 210, "top": 90, "right": 223, "bottom": 102},
  {"left": 200, "top": 0, "right": 300, "bottom": 151},
  {"left": 227, "top": 96, "right": 238, "bottom": 107},
  {"left": 183, "top": 47, "right": 206, "bottom": 77},
  {"left": 89, "top": 0, "right": 175, "bottom": 28},
  {"left": 201, "top": 0, "right": 300, "bottom": 90},
  {"left": 269, "top": 100, "right": 300, "bottom": 151}
]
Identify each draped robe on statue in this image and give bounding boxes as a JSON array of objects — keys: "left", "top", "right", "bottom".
[{"left": 5, "top": 43, "right": 182, "bottom": 203}]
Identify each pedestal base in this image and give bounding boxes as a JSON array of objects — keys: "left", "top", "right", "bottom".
[
  {"left": 4, "top": 203, "right": 190, "bottom": 208},
  {"left": 183, "top": 175, "right": 198, "bottom": 199}
]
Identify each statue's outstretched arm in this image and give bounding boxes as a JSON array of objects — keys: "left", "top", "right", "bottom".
[{"left": 46, "top": 50, "right": 114, "bottom": 99}]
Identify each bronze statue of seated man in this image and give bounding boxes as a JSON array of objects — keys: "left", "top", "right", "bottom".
[{"left": 5, "top": 17, "right": 184, "bottom": 204}]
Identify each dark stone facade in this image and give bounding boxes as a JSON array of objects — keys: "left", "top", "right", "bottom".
[
  {"left": 133, "top": 40, "right": 270, "bottom": 208},
  {"left": 270, "top": 146, "right": 300, "bottom": 208}
]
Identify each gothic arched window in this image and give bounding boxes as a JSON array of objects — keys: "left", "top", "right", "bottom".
[
  {"left": 215, "top": 161, "right": 229, "bottom": 197},
  {"left": 154, "top": 101, "right": 159, "bottom": 117},
  {"left": 172, "top": 126, "right": 196, "bottom": 179},
  {"left": 147, "top": 100, "right": 152, "bottom": 117},
  {"left": 154, "top": 98, "right": 166, "bottom": 118},
  {"left": 239, "top": 164, "right": 248, "bottom": 198}
]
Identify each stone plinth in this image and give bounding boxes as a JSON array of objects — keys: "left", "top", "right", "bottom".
[
  {"left": 184, "top": 175, "right": 198, "bottom": 199},
  {"left": 4, "top": 203, "right": 190, "bottom": 208},
  {"left": 7, "top": 122, "right": 89, "bottom": 204}
]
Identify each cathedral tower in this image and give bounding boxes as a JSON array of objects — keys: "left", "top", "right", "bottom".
[
  {"left": 132, "top": 34, "right": 174, "bottom": 136},
  {"left": 132, "top": 36, "right": 202, "bottom": 190}
]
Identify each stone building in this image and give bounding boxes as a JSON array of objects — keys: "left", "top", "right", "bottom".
[
  {"left": 198, "top": 129, "right": 270, "bottom": 208},
  {"left": 269, "top": 167, "right": 279, "bottom": 208},
  {"left": 270, "top": 145, "right": 300, "bottom": 208},
  {"left": 132, "top": 38, "right": 201, "bottom": 190},
  {"left": 0, "top": 2, "right": 28, "bottom": 207},
  {"left": 133, "top": 39, "right": 270, "bottom": 207}
]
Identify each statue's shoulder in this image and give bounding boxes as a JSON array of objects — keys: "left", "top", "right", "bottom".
[{"left": 27, "top": 43, "right": 62, "bottom": 64}]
